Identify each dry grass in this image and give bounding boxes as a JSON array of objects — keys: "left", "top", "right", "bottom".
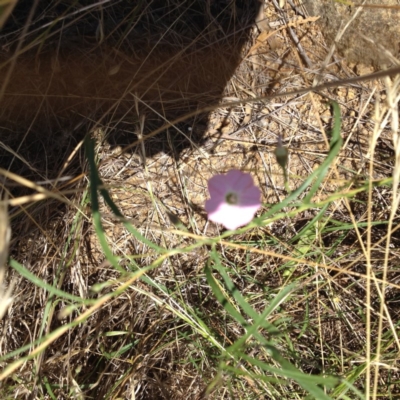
[
  {"left": 0, "top": 200, "right": 13, "bottom": 321},
  {"left": 0, "top": 1, "right": 400, "bottom": 399}
]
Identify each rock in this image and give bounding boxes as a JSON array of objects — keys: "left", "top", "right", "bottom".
[{"left": 303, "top": 0, "right": 400, "bottom": 67}]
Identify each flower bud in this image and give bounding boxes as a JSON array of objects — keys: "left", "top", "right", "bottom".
[{"left": 274, "top": 135, "right": 288, "bottom": 169}]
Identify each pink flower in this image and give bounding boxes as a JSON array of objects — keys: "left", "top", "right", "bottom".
[{"left": 205, "top": 169, "right": 261, "bottom": 230}]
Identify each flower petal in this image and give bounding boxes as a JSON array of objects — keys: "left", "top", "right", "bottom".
[
  {"left": 207, "top": 203, "right": 259, "bottom": 230},
  {"left": 205, "top": 195, "right": 224, "bottom": 214},
  {"left": 207, "top": 174, "right": 231, "bottom": 197},
  {"left": 226, "top": 169, "right": 255, "bottom": 192},
  {"left": 239, "top": 186, "right": 261, "bottom": 207}
]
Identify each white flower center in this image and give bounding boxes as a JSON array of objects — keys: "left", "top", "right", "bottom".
[{"left": 225, "top": 192, "right": 238, "bottom": 205}]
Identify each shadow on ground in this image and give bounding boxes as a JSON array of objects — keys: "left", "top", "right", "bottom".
[{"left": 0, "top": 0, "right": 261, "bottom": 187}]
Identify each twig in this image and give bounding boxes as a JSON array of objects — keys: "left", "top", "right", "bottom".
[
  {"left": 271, "top": 0, "right": 313, "bottom": 68},
  {"left": 287, "top": 0, "right": 307, "bottom": 18}
]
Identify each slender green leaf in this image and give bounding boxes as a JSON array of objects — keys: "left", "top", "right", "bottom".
[{"left": 9, "top": 259, "right": 94, "bottom": 305}]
